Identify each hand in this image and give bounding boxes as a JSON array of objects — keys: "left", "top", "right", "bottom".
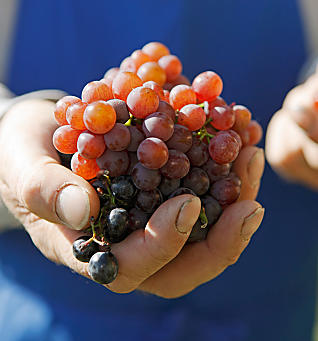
[
  {"left": 0, "top": 99, "right": 264, "bottom": 298},
  {"left": 266, "top": 70, "right": 318, "bottom": 189}
]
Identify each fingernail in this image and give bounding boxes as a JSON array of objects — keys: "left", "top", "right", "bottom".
[
  {"left": 176, "top": 197, "right": 201, "bottom": 233},
  {"left": 55, "top": 185, "right": 90, "bottom": 230},
  {"left": 241, "top": 207, "right": 265, "bottom": 241},
  {"left": 247, "top": 149, "right": 264, "bottom": 188}
]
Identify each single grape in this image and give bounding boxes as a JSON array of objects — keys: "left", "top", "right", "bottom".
[
  {"left": 203, "top": 97, "right": 227, "bottom": 115},
  {"left": 73, "top": 236, "right": 99, "bottom": 263},
  {"left": 246, "top": 120, "right": 263, "bottom": 145},
  {"left": 77, "top": 131, "right": 106, "bottom": 159},
  {"left": 143, "top": 81, "right": 165, "bottom": 100},
  {"left": 157, "top": 100, "right": 176, "bottom": 121},
  {"left": 128, "top": 208, "right": 149, "bottom": 231},
  {"left": 107, "top": 99, "right": 130, "bottom": 123},
  {"left": 131, "top": 163, "right": 161, "bottom": 191},
  {"left": 137, "top": 61, "right": 167, "bottom": 87},
  {"left": 111, "top": 176, "right": 136, "bottom": 201},
  {"left": 160, "top": 149, "right": 190, "bottom": 179},
  {"left": 187, "top": 221, "right": 209, "bottom": 243},
  {"left": 166, "top": 124, "right": 192, "bottom": 153},
  {"left": 131, "top": 49, "right": 152, "bottom": 69},
  {"left": 104, "top": 123, "right": 131, "bottom": 151},
  {"left": 83, "top": 100, "right": 116, "bottom": 134},
  {"left": 227, "top": 129, "right": 242, "bottom": 150},
  {"left": 71, "top": 152, "right": 100, "bottom": 180},
  {"left": 142, "top": 112, "right": 174, "bottom": 141},
  {"left": 178, "top": 104, "right": 206, "bottom": 131},
  {"left": 232, "top": 105, "right": 252, "bottom": 131},
  {"left": 126, "top": 86, "right": 159, "bottom": 119},
  {"left": 88, "top": 251, "right": 118, "bottom": 284},
  {"left": 210, "top": 175, "right": 241, "bottom": 205},
  {"left": 120, "top": 56, "right": 138, "bottom": 73},
  {"left": 202, "top": 159, "right": 231, "bottom": 183},
  {"left": 208, "top": 131, "right": 240, "bottom": 164},
  {"left": 53, "top": 125, "right": 82, "bottom": 154},
  {"left": 142, "top": 42, "right": 170, "bottom": 61},
  {"left": 105, "top": 208, "right": 129, "bottom": 243},
  {"left": 136, "top": 189, "right": 163, "bottom": 214},
  {"left": 169, "top": 187, "right": 197, "bottom": 198},
  {"left": 158, "top": 55, "right": 182, "bottom": 82},
  {"left": 103, "top": 67, "right": 120, "bottom": 88},
  {"left": 137, "top": 138, "right": 168, "bottom": 169},
  {"left": 192, "top": 71, "right": 223, "bottom": 102},
  {"left": 97, "top": 149, "right": 129, "bottom": 177},
  {"left": 112, "top": 71, "right": 143, "bottom": 101},
  {"left": 208, "top": 105, "right": 235, "bottom": 131},
  {"left": 54, "top": 96, "right": 81, "bottom": 126},
  {"left": 201, "top": 195, "right": 222, "bottom": 225},
  {"left": 186, "top": 136, "right": 209, "bottom": 166},
  {"left": 127, "top": 126, "right": 145, "bottom": 152},
  {"left": 66, "top": 101, "right": 87, "bottom": 130},
  {"left": 169, "top": 85, "right": 196, "bottom": 110},
  {"left": 159, "top": 177, "right": 180, "bottom": 197},
  {"left": 182, "top": 167, "right": 210, "bottom": 196},
  {"left": 82, "top": 80, "right": 113, "bottom": 103}
]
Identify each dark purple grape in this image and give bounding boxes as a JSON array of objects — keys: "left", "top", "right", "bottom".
[
  {"left": 187, "top": 221, "right": 209, "bottom": 243},
  {"left": 90, "top": 178, "right": 109, "bottom": 204},
  {"left": 201, "top": 195, "right": 222, "bottom": 225},
  {"left": 166, "top": 124, "right": 192, "bottom": 153},
  {"left": 202, "top": 159, "right": 231, "bottom": 183},
  {"left": 142, "top": 112, "right": 174, "bottom": 141},
  {"left": 127, "top": 126, "right": 145, "bottom": 152},
  {"left": 186, "top": 136, "right": 209, "bottom": 166},
  {"left": 136, "top": 189, "right": 163, "bottom": 213},
  {"left": 88, "top": 251, "right": 118, "bottom": 284},
  {"left": 210, "top": 175, "right": 241, "bottom": 205},
  {"left": 104, "top": 123, "right": 131, "bottom": 151},
  {"left": 182, "top": 167, "right": 210, "bottom": 196},
  {"left": 160, "top": 149, "right": 190, "bottom": 179},
  {"left": 107, "top": 99, "right": 130, "bottom": 123},
  {"left": 105, "top": 208, "right": 129, "bottom": 243},
  {"left": 97, "top": 149, "right": 129, "bottom": 177},
  {"left": 131, "top": 163, "right": 161, "bottom": 190},
  {"left": 129, "top": 208, "right": 149, "bottom": 231},
  {"left": 111, "top": 176, "right": 136, "bottom": 201},
  {"left": 72, "top": 236, "right": 99, "bottom": 263},
  {"left": 157, "top": 100, "right": 176, "bottom": 122},
  {"left": 159, "top": 177, "right": 180, "bottom": 197},
  {"left": 169, "top": 187, "right": 196, "bottom": 198}
]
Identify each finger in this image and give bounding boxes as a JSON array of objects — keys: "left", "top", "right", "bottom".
[
  {"left": 105, "top": 194, "right": 201, "bottom": 293},
  {"left": 0, "top": 99, "right": 100, "bottom": 230},
  {"left": 232, "top": 146, "right": 264, "bottom": 201},
  {"left": 139, "top": 200, "right": 264, "bottom": 298}
]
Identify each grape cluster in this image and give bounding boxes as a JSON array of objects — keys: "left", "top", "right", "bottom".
[{"left": 53, "top": 41, "right": 263, "bottom": 285}]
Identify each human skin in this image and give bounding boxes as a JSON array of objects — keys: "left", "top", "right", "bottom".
[
  {"left": 0, "top": 99, "right": 264, "bottom": 298},
  {"left": 266, "top": 70, "right": 318, "bottom": 190}
]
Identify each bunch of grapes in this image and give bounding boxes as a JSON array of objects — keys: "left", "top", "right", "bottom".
[{"left": 52, "top": 42, "right": 263, "bottom": 285}]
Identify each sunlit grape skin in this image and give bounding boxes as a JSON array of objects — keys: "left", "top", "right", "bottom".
[
  {"left": 104, "top": 123, "right": 131, "bottom": 151},
  {"left": 103, "top": 67, "right": 120, "bottom": 87},
  {"left": 71, "top": 152, "right": 100, "bottom": 180},
  {"left": 131, "top": 49, "right": 152, "bottom": 69},
  {"left": 158, "top": 55, "right": 182, "bottom": 82},
  {"left": 160, "top": 149, "right": 190, "bottom": 179},
  {"left": 143, "top": 81, "right": 165, "bottom": 100},
  {"left": 82, "top": 80, "right": 113, "bottom": 103},
  {"left": 142, "top": 112, "right": 174, "bottom": 141},
  {"left": 178, "top": 104, "right": 206, "bottom": 131},
  {"left": 77, "top": 131, "right": 106, "bottom": 159},
  {"left": 208, "top": 105, "right": 235, "bottom": 131},
  {"left": 192, "top": 71, "right": 223, "bottom": 102},
  {"left": 126, "top": 86, "right": 159, "bottom": 119},
  {"left": 120, "top": 57, "right": 138, "bottom": 73},
  {"left": 66, "top": 102, "right": 87, "bottom": 130},
  {"left": 53, "top": 125, "right": 82, "bottom": 154},
  {"left": 142, "top": 42, "right": 170, "bottom": 61},
  {"left": 83, "top": 101, "right": 116, "bottom": 134},
  {"left": 112, "top": 71, "right": 143, "bottom": 101},
  {"left": 169, "top": 85, "right": 197, "bottom": 110},
  {"left": 137, "top": 62, "right": 167, "bottom": 87},
  {"left": 232, "top": 105, "right": 252, "bottom": 131},
  {"left": 209, "top": 131, "right": 240, "bottom": 164},
  {"left": 137, "top": 138, "right": 169, "bottom": 169},
  {"left": 54, "top": 96, "right": 81, "bottom": 126}
]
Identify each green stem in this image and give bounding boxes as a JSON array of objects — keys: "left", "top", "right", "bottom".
[{"left": 199, "top": 207, "right": 208, "bottom": 229}]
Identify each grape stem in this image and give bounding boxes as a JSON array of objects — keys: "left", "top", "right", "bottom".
[{"left": 199, "top": 207, "right": 208, "bottom": 229}]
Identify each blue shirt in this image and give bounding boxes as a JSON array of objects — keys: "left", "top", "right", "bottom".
[{"left": 1, "top": 1, "right": 317, "bottom": 340}]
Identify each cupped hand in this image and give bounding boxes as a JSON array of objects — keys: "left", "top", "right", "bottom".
[
  {"left": 266, "top": 70, "right": 318, "bottom": 189},
  {"left": 0, "top": 99, "right": 264, "bottom": 298}
]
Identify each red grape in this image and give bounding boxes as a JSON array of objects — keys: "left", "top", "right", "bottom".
[
  {"left": 112, "top": 71, "right": 143, "bottom": 101},
  {"left": 66, "top": 101, "right": 87, "bottom": 130},
  {"left": 53, "top": 125, "right": 82, "bottom": 154},
  {"left": 186, "top": 136, "right": 209, "bottom": 166},
  {"left": 210, "top": 175, "right": 241, "bottom": 205},
  {"left": 127, "top": 86, "right": 159, "bottom": 119},
  {"left": 137, "top": 138, "right": 169, "bottom": 169},
  {"left": 71, "top": 152, "right": 100, "bottom": 180},
  {"left": 127, "top": 126, "right": 145, "bottom": 152},
  {"left": 77, "top": 131, "right": 106, "bottom": 159},
  {"left": 142, "top": 42, "right": 170, "bottom": 61},
  {"left": 169, "top": 85, "right": 196, "bottom": 110},
  {"left": 208, "top": 105, "right": 235, "bottom": 130},
  {"left": 54, "top": 96, "right": 81, "bottom": 126},
  {"left": 192, "top": 71, "right": 223, "bottom": 102},
  {"left": 160, "top": 149, "right": 190, "bottom": 179},
  {"left": 166, "top": 124, "right": 192, "bottom": 153},
  {"left": 143, "top": 81, "right": 165, "bottom": 100},
  {"left": 131, "top": 49, "right": 152, "bottom": 69},
  {"left": 103, "top": 67, "right": 120, "bottom": 88},
  {"left": 246, "top": 120, "right": 263, "bottom": 145},
  {"left": 131, "top": 163, "right": 161, "bottom": 190},
  {"left": 97, "top": 149, "right": 129, "bottom": 177},
  {"left": 208, "top": 131, "right": 240, "bottom": 164},
  {"left": 104, "top": 123, "right": 131, "bottom": 151},
  {"left": 178, "top": 104, "right": 206, "bottom": 131},
  {"left": 182, "top": 167, "right": 210, "bottom": 196},
  {"left": 137, "top": 61, "right": 166, "bottom": 87},
  {"left": 82, "top": 80, "right": 113, "bottom": 103},
  {"left": 157, "top": 100, "right": 176, "bottom": 121},
  {"left": 107, "top": 99, "right": 130, "bottom": 123},
  {"left": 232, "top": 105, "right": 252, "bottom": 131},
  {"left": 158, "top": 55, "right": 182, "bottom": 82},
  {"left": 142, "top": 112, "right": 174, "bottom": 141}
]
